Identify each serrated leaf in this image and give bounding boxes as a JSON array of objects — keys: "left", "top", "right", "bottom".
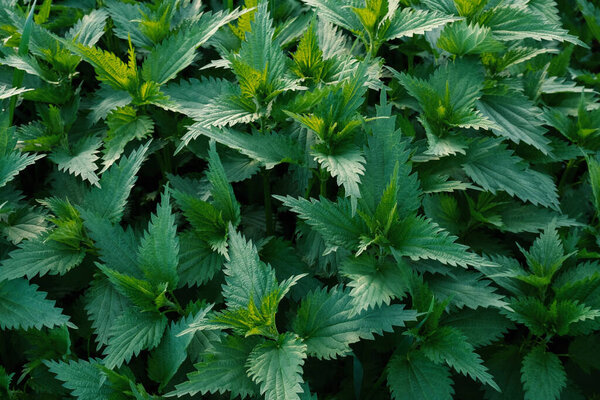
[
  {"left": 45, "top": 358, "right": 114, "bottom": 400},
  {"left": 103, "top": 309, "right": 167, "bottom": 369},
  {"left": 521, "top": 346, "right": 566, "bottom": 400},
  {"left": 169, "top": 335, "right": 259, "bottom": 398},
  {"left": 187, "top": 126, "right": 304, "bottom": 169},
  {"left": 421, "top": 326, "right": 499, "bottom": 390},
  {"left": 387, "top": 351, "right": 454, "bottom": 400},
  {"left": 66, "top": 9, "right": 109, "bottom": 47},
  {"left": 482, "top": 5, "right": 585, "bottom": 46},
  {"left": 384, "top": 8, "right": 461, "bottom": 41},
  {"left": 247, "top": 333, "right": 307, "bottom": 400},
  {"left": 461, "top": 139, "right": 559, "bottom": 209},
  {"left": 85, "top": 142, "right": 150, "bottom": 223},
  {"left": 50, "top": 136, "right": 102, "bottom": 186},
  {"left": 148, "top": 306, "right": 213, "bottom": 390},
  {"left": 0, "top": 151, "right": 43, "bottom": 188},
  {"left": 275, "top": 195, "right": 367, "bottom": 250},
  {"left": 0, "top": 278, "right": 71, "bottom": 330},
  {"left": 361, "top": 95, "right": 420, "bottom": 218},
  {"left": 138, "top": 188, "right": 179, "bottom": 288},
  {"left": 81, "top": 210, "right": 140, "bottom": 276},
  {"left": 142, "top": 8, "right": 246, "bottom": 85},
  {"left": 438, "top": 21, "right": 504, "bottom": 56},
  {"left": 476, "top": 93, "right": 552, "bottom": 155},
  {"left": 207, "top": 142, "right": 241, "bottom": 225},
  {"left": 0, "top": 237, "right": 85, "bottom": 282},
  {"left": 428, "top": 270, "right": 507, "bottom": 310},
  {"left": 0, "top": 84, "right": 32, "bottom": 100},
  {"left": 102, "top": 106, "right": 154, "bottom": 171},
  {"left": 340, "top": 254, "right": 409, "bottom": 312},
  {"left": 444, "top": 308, "right": 513, "bottom": 347},
  {"left": 390, "top": 215, "right": 492, "bottom": 268},
  {"left": 85, "top": 276, "right": 129, "bottom": 348},
  {"left": 313, "top": 144, "right": 365, "bottom": 203},
  {"left": 292, "top": 285, "right": 417, "bottom": 359},
  {"left": 223, "top": 229, "right": 277, "bottom": 309}
]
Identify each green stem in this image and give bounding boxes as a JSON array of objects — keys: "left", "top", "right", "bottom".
[
  {"left": 263, "top": 169, "right": 274, "bottom": 235},
  {"left": 319, "top": 169, "right": 328, "bottom": 198},
  {"left": 558, "top": 159, "right": 579, "bottom": 193}
]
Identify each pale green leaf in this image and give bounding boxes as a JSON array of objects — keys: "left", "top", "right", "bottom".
[{"left": 247, "top": 333, "right": 307, "bottom": 400}]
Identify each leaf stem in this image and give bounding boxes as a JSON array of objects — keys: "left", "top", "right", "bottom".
[
  {"left": 319, "top": 169, "right": 328, "bottom": 198},
  {"left": 263, "top": 169, "right": 274, "bottom": 235}
]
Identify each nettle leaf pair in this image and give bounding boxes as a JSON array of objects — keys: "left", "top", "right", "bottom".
[{"left": 171, "top": 229, "right": 417, "bottom": 400}]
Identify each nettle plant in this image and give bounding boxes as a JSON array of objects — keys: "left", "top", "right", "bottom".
[{"left": 1, "top": 0, "right": 600, "bottom": 399}]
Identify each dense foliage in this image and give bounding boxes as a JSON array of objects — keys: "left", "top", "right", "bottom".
[{"left": 1, "top": 0, "right": 600, "bottom": 399}]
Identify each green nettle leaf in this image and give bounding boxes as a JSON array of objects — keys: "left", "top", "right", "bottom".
[
  {"left": 476, "top": 93, "right": 552, "bottom": 155},
  {"left": 292, "top": 286, "right": 417, "bottom": 359},
  {"left": 193, "top": 126, "right": 305, "bottom": 169},
  {"left": 438, "top": 21, "right": 504, "bottom": 56},
  {"left": 586, "top": 153, "right": 600, "bottom": 215},
  {"left": 521, "top": 346, "right": 566, "bottom": 400},
  {"left": 102, "top": 309, "right": 168, "bottom": 369},
  {"left": 387, "top": 351, "right": 454, "bottom": 400},
  {"left": 276, "top": 195, "right": 367, "bottom": 250},
  {"left": 141, "top": 8, "right": 247, "bottom": 85},
  {"left": 0, "top": 237, "right": 85, "bottom": 281},
  {"left": 138, "top": 188, "right": 179, "bottom": 288},
  {"left": 84, "top": 142, "right": 150, "bottom": 223},
  {"left": 0, "top": 151, "right": 44, "bottom": 188},
  {"left": 46, "top": 359, "right": 114, "bottom": 400},
  {"left": 420, "top": 326, "right": 499, "bottom": 390},
  {"left": 340, "top": 254, "right": 409, "bottom": 312},
  {"left": 85, "top": 276, "right": 129, "bottom": 348},
  {"left": 148, "top": 306, "right": 213, "bottom": 390},
  {"left": 49, "top": 136, "right": 102, "bottom": 186},
  {"left": 65, "top": 9, "right": 109, "bottom": 47},
  {"left": 170, "top": 335, "right": 259, "bottom": 398},
  {"left": 222, "top": 229, "right": 278, "bottom": 310},
  {"left": 312, "top": 144, "right": 365, "bottom": 204},
  {"left": 389, "top": 215, "right": 492, "bottom": 268},
  {"left": 102, "top": 106, "right": 154, "bottom": 170},
  {"left": 481, "top": 5, "right": 585, "bottom": 46},
  {"left": 247, "top": 333, "right": 307, "bottom": 400},
  {"left": 0, "top": 278, "right": 71, "bottom": 330},
  {"left": 206, "top": 142, "right": 241, "bottom": 226},
  {"left": 461, "top": 139, "right": 559, "bottom": 209}
]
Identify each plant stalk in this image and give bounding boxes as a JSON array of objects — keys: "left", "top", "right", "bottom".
[{"left": 263, "top": 169, "right": 274, "bottom": 235}]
